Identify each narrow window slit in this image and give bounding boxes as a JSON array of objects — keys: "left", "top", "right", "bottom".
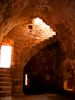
[{"left": 25, "top": 74, "right": 28, "bottom": 85}]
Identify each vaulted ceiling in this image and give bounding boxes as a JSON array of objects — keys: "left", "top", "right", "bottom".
[{"left": 0, "top": 0, "right": 75, "bottom": 68}]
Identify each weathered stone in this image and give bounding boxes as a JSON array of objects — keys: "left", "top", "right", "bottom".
[{"left": 0, "top": 0, "right": 75, "bottom": 96}]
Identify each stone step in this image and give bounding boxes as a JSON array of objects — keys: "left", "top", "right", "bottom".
[
  {"left": 0, "top": 68, "right": 11, "bottom": 96},
  {"left": 0, "top": 77, "right": 11, "bottom": 82},
  {"left": 0, "top": 70, "right": 10, "bottom": 74},
  {"left": 0, "top": 68, "right": 10, "bottom": 71},
  {"left": 0, "top": 86, "right": 11, "bottom": 91},
  {"left": 0, "top": 82, "right": 11, "bottom": 86},
  {"left": 0, "top": 73, "right": 11, "bottom": 77},
  {"left": 0, "top": 91, "right": 11, "bottom": 97}
]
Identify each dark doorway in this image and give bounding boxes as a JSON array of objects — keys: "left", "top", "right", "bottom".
[{"left": 23, "top": 41, "right": 62, "bottom": 94}]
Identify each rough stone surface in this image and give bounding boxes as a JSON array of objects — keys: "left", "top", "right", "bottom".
[
  {"left": 0, "top": 0, "right": 75, "bottom": 96},
  {"left": 1, "top": 24, "right": 57, "bottom": 96}
]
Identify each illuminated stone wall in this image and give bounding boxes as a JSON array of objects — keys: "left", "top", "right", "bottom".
[{"left": 1, "top": 23, "right": 57, "bottom": 95}]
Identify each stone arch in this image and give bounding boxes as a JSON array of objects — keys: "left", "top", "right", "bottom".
[
  {"left": 1, "top": 20, "right": 57, "bottom": 95},
  {"left": 21, "top": 36, "right": 57, "bottom": 68},
  {"left": 0, "top": 0, "right": 74, "bottom": 59},
  {"left": 1, "top": 17, "right": 57, "bottom": 69},
  {"left": 23, "top": 40, "right": 62, "bottom": 94}
]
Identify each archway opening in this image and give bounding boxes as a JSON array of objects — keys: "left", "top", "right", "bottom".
[{"left": 23, "top": 41, "right": 62, "bottom": 94}]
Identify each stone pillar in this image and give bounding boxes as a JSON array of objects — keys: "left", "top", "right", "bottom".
[{"left": 11, "top": 65, "right": 24, "bottom": 96}]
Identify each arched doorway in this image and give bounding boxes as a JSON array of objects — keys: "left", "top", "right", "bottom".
[{"left": 23, "top": 41, "right": 62, "bottom": 94}]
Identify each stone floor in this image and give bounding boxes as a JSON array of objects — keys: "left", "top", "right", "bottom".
[{"left": 0, "top": 93, "right": 74, "bottom": 100}]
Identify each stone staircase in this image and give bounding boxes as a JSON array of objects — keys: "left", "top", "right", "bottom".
[{"left": 0, "top": 68, "right": 11, "bottom": 97}]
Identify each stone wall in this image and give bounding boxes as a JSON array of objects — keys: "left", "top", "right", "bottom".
[
  {"left": 1, "top": 23, "right": 57, "bottom": 96},
  {"left": 1, "top": 21, "right": 75, "bottom": 96},
  {"left": 0, "top": 0, "right": 75, "bottom": 96}
]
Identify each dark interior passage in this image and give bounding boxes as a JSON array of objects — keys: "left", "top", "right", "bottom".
[{"left": 23, "top": 41, "right": 62, "bottom": 94}]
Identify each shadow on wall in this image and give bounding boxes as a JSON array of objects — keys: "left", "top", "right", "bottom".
[{"left": 23, "top": 41, "right": 62, "bottom": 94}]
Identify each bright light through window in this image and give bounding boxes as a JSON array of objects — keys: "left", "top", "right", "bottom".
[
  {"left": 0, "top": 45, "right": 12, "bottom": 68},
  {"left": 25, "top": 74, "right": 28, "bottom": 85},
  {"left": 33, "top": 17, "right": 56, "bottom": 39}
]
